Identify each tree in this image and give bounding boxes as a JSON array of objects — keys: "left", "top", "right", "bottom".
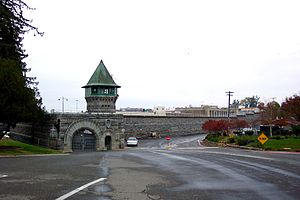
[
  {"left": 240, "top": 96, "right": 260, "bottom": 108},
  {"left": 202, "top": 120, "right": 229, "bottom": 135},
  {"left": 261, "top": 101, "right": 281, "bottom": 122},
  {"left": 273, "top": 118, "right": 288, "bottom": 127},
  {"left": 260, "top": 101, "right": 281, "bottom": 136},
  {"left": 231, "top": 99, "right": 240, "bottom": 109},
  {"left": 0, "top": 0, "right": 44, "bottom": 139},
  {"left": 281, "top": 95, "right": 300, "bottom": 121},
  {"left": 229, "top": 119, "right": 249, "bottom": 130}
]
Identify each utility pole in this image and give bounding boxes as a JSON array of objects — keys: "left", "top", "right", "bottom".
[
  {"left": 58, "top": 97, "right": 68, "bottom": 113},
  {"left": 226, "top": 91, "right": 234, "bottom": 120}
]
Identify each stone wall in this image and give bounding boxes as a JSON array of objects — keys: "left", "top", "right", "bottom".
[
  {"left": 123, "top": 114, "right": 259, "bottom": 138},
  {"left": 8, "top": 113, "right": 259, "bottom": 149},
  {"left": 10, "top": 118, "right": 62, "bottom": 149},
  {"left": 123, "top": 116, "right": 208, "bottom": 138},
  {"left": 9, "top": 113, "right": 125, "bottom": 151}
]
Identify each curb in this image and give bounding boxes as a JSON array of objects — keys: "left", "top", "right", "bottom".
[
  {"left": 201, "top": 140, "right": 264, "bottom": 151},
  {"left": 0, "top": 153, "right": 69, "bottom": 158},
  {"left": 202, "top": 140, "right": 300, "bottom": 153},
  {"left": 225, "top": 144, "right": 263, "bottom": 151}
]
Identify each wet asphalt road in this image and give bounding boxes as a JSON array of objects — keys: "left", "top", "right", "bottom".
[{"left": 0, "top": 134, "right": 300, "bottom": 200}]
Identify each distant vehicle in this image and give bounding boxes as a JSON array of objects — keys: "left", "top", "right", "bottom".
[
  {"left": 126, "top": 137, "right": 138, "bottom": 147},
  {"left": 1, "top": 131, "right": 10, "bottom": 139}
]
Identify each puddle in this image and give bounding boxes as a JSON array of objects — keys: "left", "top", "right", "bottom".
[
  {"left": 99, "top": 158, "right": 109, "bottom": 177},
  {"left": 94, "top": 184, "right": 112, "bottom": 193},
  {"left": 100, "top": 166, "right": 109, "bottom": 177}
]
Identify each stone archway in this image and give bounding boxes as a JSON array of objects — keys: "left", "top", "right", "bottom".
[{"left": 64, "top": 120, "right": 101, "bottom": 152}]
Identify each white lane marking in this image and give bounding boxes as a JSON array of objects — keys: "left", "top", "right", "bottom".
[
  {"left": 154, "top": 149, "right": 274, "bottom": 160},
  {"left": 198, "top": 151, "right": 275, "bottom": 160},
  {"left": 175, "top": 147, "right": 219, "bottom": 150},
  {"left": 55, "top": 177, "right": 106, "bottom": 200},
  {"left": 228, "top": 158, "right": 300, "bottom": 180},
  {"left": 0, "top": 174, "right": 8, "bottom": 178}
]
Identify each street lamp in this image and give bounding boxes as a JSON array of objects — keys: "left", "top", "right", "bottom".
[
  {"left": 58, "top": 97, "right": 68, "bottom": 113},
  {"left": 76, "top": 100, "right": 79, "bottom": 113}
]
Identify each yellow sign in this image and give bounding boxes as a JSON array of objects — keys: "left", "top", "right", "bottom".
[{"left": 258, "top": 133, "right": 269, "bottom": 145}]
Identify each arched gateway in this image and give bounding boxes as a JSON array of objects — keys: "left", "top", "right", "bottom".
[
  {"left": 64, "top": 119, "right": 120, "bottom": 152},
  {"left": 60, "top": 61, "right": 124, "bottom": 152},
  {"left": 61, "top": 114, "right": 124, "bottom": 152},
  {"left": 72, "top": 129, "right": 96, "bottom": 151},
  {"left": 64, "top": 120, "right": 98, "bottom": 151}
]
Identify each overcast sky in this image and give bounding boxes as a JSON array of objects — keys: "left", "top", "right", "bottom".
[{"left": 23, "top": 0, "right": 300, "bottom": 112}]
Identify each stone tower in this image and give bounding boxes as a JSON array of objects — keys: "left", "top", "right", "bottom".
[{"left": 82, "top": 60, "right": 120, "bottom": 113}]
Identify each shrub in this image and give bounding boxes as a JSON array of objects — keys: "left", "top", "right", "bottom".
[
  {"left": 227, "top": 137, "right": 235, "bottom": 143},
  {"left": 271, "top": 135, "right": 284, "bottom": 140},
  {"left": 205, "top": 133, "right": 220, "bottom": 143},
  {"left": 291, "top": 135, "right": 300, "bottom": 139},
  {"left": 291, "top": 125, "right": 300, "bottom": 136},
  {"left": 233, "top": 131, "right": 243, "bottom": 136},
  {"left": 236, "top": 135, "right": 255, "bottom": 146},
  {"left": 273, "top": 129, "right": 291, "bottom": 136},
  {"left": 244, "top": 131, "right": 254, "bottom": 135}
]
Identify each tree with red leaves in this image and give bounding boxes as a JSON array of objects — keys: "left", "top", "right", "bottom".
[
  {"left": 202, "top": 120, "right": 229, "bottom": 135},
  {"left": 229, "top": 119, "right": 249, "bottom": 130},
  {"left": 273, "top": 118, "right": 288, "bottom": 127},
  {"left": 281, "top": 95, "right": 300, "bottom": 121}
]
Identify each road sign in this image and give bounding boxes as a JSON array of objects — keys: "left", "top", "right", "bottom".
[
  {"left": 258, "top": 133, "right": 269, "bottom": 145},
  {"left": 165, "top": 136, "right": 171, "bottom": 141}
]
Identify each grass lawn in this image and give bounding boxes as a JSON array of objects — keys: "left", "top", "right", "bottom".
[
  {"left": 0, "top": 139, "right": 63, "bottom": 155},
  {"left": 263, "top": 138, "right": 300, "bottom": 151},
  {"left": 205, "top": 133, "right": 300, "bottom": 152}
]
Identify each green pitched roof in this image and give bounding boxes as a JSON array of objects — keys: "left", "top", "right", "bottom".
[{"left": 82, "top": 60, "right": 120, "bottom": 88}]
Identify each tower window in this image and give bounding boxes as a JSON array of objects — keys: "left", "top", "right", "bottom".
[
  {"left": 92, "top": 87, "right": 98, "bottom": 94},
  {"left": 109, "top": 88, "right": 115, "bottom": 94}
]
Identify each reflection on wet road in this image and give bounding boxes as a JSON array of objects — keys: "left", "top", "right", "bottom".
[
  {"left": 0, "top": 134, "right": 299, "bottom": 200},
  {"left": 122, "top": 134, "right": 300, "bottom": 200}
]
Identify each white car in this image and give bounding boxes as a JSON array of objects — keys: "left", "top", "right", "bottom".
[{"left": 126, "top": 137, "right": 138, "bottom": 147}]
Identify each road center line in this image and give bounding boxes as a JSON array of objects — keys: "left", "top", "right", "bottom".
[{"left": 55, "top": 177, "right": 106, "bottom": 200}]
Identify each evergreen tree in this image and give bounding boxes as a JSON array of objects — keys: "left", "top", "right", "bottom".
[{"left": 0, "top": 0, "right": 44, "bottom": 139}]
